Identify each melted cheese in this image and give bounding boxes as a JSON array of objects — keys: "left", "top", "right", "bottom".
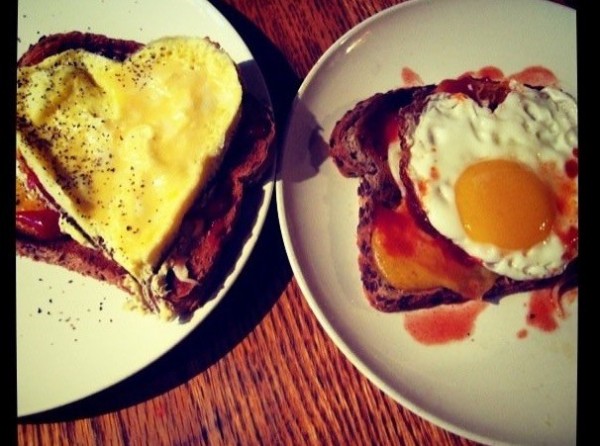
[{"left": 16, "top": 36, "right": 242, "bottom": 287}]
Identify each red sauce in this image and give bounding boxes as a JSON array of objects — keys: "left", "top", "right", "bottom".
[
  {"left": 16, "top": 209, "right": 62, "bottom": 240},
  {"left": 401, "top": 67, "right": 423, "bottom": 87},
  {"left": 401, "top": 64, "right": 559, "bottom": 91},
  {"left": 16, "top": 155, "right": 65, "bottom": 240},
  {"left": 558, "top": 226, "right": 579, "bottom": 261},
  {"left": 373, "top": 204, "right": 480, "bottom": 268},
  {"left": 416, "top": 179, "right": 428, "bottom": 196},
  {"left": 460, "top": 66, "right": 505, "bottom": 81},
  {"left": 404, "top": 301, "right": 488, "bottom": 345},
  {"left": 383, "top": 112, "right": 399, "bottom": 144},
  {"left": 527, "top": 288, "right": 560, "bottom": 331},
  {"left": 19, "top": 158, "right": 49, "bottom": 199},
  {"left": 525, "top": 287, "right": 577, "bottom": 333},
  {"left": 436, "top": 76, "right": 481, "bottom": 96},
  {"left": 372, "top": 204, "right": 497, "bottom": 300},
  {"left": 405, "top": 285, "right": 577, "bottom": 345},
  {"left": 565, "top": 148, "right": 579, "bottom": 180},
  {"left": 565, "top": 158, "right": 578, "bottom": 179},
  {"left": 509, "top": 66, "right": 558, "bottom": 87},
  {"left": 435, "top": 75, "right": 510, "bottom": 106},
  {"left": 458, "top": 65, "right": 558, "bottom": 87},
  {"left": 373, "top": 205, "right": 416, "bottom": 257}
]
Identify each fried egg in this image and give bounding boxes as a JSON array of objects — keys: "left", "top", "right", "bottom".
[
  {"left": 16, "top": 36, "right": 243, "bottom": 286},
  {"left": 404, "top": 81, "right": 578, "bottom": 280}
]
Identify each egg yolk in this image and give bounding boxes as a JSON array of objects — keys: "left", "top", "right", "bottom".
[{"left": 455, "top": 159, "right": 555, "bottom": 250}]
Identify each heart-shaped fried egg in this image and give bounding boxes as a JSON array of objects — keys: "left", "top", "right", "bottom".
[
  {"left": 403, "top": 81, "right": 578, "bottom": 280},
  {"left": 16, "top": 36, "right": 243, "bottom": 284}
]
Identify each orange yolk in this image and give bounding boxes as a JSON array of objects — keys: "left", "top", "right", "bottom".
[{"left": 455, "top": 159, "right": 555, "bottom": 250}]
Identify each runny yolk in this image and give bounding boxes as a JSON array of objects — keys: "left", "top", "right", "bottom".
[{"left": 455, "top": 159, "right": 555, "bottom": 250}]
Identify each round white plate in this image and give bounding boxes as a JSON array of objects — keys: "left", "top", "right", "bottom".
[
  {"left": 17, "top": 0, "right": 273, "bottom": 417},
  {"left": 276, "top": 0, "right": 577, "bottom": 445}
]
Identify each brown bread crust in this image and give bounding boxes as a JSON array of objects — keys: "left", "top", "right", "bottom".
[
  {"left": 16, "top": 32, "right": 275, "bottom": 318},
  {"left": 329, "top": 80, "right": 577, "bottom": 312},
  {"left": 17, "top": 31, "right": 143, "bottom": 67}
]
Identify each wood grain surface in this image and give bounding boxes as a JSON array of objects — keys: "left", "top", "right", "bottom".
[{"left": 16, "top": 0, "right": 577, "bottom": 445}]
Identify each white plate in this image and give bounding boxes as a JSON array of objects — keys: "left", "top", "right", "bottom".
[
  {"left": 17, "top": 0, "right": 273, "bottom": 417},
  {"left": 276, "top": 0, "right": 577, "bottom": 445}
]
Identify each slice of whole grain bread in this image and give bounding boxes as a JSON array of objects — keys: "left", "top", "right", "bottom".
[
  {"left": 16, "top": 32, "right": 276, "bottom": 318},
  {"left": 329, "top": 79, "right": 577, "bottom": 312}
]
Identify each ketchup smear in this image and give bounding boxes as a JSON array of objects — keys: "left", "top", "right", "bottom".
[
  {"left": 400, "top": 67, "right": 423, "bottom": 87},
  {"left": 17, "top": 161, "right": 63, "bottom": 240},
  {"left": 520, "top": 287, "right": 578, "bottom": 337},
  {"left": 16, "top": 209, "right": 62, "bottom": 240},
  {"left": 404, "top": 286, "right": 577, "bottom": 346},
  {"left": 403, "top": 301, "right": 488, "bottom": 345},
  {"left": 400, "top": 64, "right": 559, "bottom": 89}
]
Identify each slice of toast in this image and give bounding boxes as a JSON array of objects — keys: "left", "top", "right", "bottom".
[
  {"left": 16, "top": 32, "right": 276, "bottom": 318},
  {"left": 329, "top": 79, "right": 577, "bottom": 312}
]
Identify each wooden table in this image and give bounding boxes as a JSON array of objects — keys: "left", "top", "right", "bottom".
[{"left": 16, "top": 0, "right": 577, "bottom": 444}]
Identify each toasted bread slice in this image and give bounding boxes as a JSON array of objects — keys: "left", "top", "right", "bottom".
[
  {"left": 16, "top": 32, "right": 275, "bottom": 318},
  {"left": 329, "top": 79, "right": 577, "bottom": 312}
]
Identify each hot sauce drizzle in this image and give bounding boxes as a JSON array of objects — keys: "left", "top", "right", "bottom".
[
  {"left": 400, "top": 64, "right": 560, "bottom": 91},
  {"left": 403, "top": 301, "right": 488, "bottom": 345},
  {"left": 565, "top": 148, "right": 578, "bottom": 179},
  {"left": 16, "top": 155, "right": 64, "bottom": 240},
  {"left": 508, "top": 65, "right": 558, "bottom": 87},
  {"left": 470, "top": 66, "right": 505, "bottom": 81},
  {"left": 524, "top": 287, "right": 577, "bottom": 333},
  {"left": 372, "top": 204, "right": 497, "bottom": 300},
  {"left": 527, "top": 288, "right": 562, "bottom": 331},
  {"left": 401, "top": 67, "right": 423, "bottom": 87}
]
